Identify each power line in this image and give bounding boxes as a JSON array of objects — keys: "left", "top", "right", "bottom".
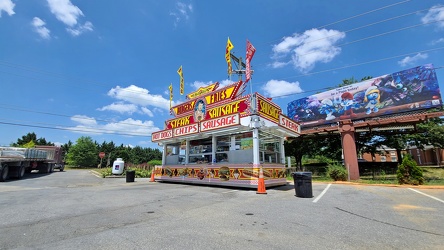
[
  {"left": 317, "top": 0, "right": 412, "bottom": 29},
  {"left": 0, "top": 2, "right": 436, "bottom": 105},
  {"left": 0, "top": 104, "right": 157, "bottom": 129},
  {"left": 272, "top": 46, "right": 444, "bottom": 84},
  {"left": 261, "top": 0, "right": 413, "bottom": 46},
  {"left": 0, "top": 2, "right": 440, "bottom": 116},
  {"left": 287, "top": 6, "right": 437, "bottom": 53},
  {"left": 0, "top": 1, "right": 426, "bottom": 100},
  {"left": 0, "top": 120, "right": 153, "bottom": 137}
]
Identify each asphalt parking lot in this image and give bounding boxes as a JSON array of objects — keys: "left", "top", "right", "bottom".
[{"left": 0, "top": 170, "right": 443, "bottom": 250}]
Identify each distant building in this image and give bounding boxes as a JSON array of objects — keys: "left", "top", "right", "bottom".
[
  {"left": 405, "top": 145, "right": 444, "bottom": 166},
  {"left": 361, "top": 145, "right": 443, "bottom": 166},
  {"left": 361, "top": 146, "right": 398, "bottom": 163}
]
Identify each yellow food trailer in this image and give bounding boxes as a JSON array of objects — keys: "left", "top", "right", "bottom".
[{"left": 151, "top": 80, "right": 300, "bottom": 188}]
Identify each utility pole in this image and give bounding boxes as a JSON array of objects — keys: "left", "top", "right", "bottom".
[{"left": 230, "top": 53, "right": 254, "bottom": 94}]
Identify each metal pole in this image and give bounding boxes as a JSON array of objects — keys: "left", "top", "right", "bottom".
[
  {"left": 185, "top": 140, "right": 190, "bottom": 164},
  {"left": 238, "top": 57, "right": 243, "bottom": 82}
]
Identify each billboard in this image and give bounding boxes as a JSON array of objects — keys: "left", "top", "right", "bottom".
[{"left": 287, "top": 64, "right": 442, "bottom": 127}]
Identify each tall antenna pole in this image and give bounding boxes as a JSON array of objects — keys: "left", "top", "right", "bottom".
[
  {"left": 237, "top": 56, "right": 243, "bottom": 82},
  {"left": 230, "top": 53, "right": 253, "bottom": 93}
]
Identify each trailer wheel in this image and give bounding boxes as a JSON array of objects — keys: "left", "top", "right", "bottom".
[
  {"left": 0, "top": 164, "right": 9, "bottom": 182},
  {"left": 17, "top": 165, "right": 25, "bottom": 179}
]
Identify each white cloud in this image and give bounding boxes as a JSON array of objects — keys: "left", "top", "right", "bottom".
[
  {"left": 190, "top": 80, "right": 211, "bottom": 90},
  {"left": 429, "top": 38, "right": 444, "bottom": 45},
  {"left": 170, "top": 1, "right": 193, "bottom": 26},
  {"left": 107, "top": 85, "right": 172, "bottom": 111},
  {"left": 97, "top": 102, "right": 138, "bottom": 114},
  {"left": 422, "top": 5, "right": 444, "bottom": 28},
  {"left": 70, "top": 115, "right": 97, "bottom": 126},
  {"left": 271, "top": 28, "right": 345, "bottom": 72},
  {"left": 103, "top": 118, "right": 157, "bottom": 136},
  {"left": 141, "top": 107, "right": 154, "bottom": 117},
  {"left": 31, "top": 17, "right": 51, "bottom": 39},
  {"left": 0, "top": 0, "right": 15, "bottom": 17},
  {"left": 47, "top": 0, "right": 93, "bottom": 36},
  {"left": 261, "top": 80, "right": 303, "bottom": 98},
  {"left": 219, "top": 79, "right": 235, "bottom": 88},
  {"left": 398, "top": 53, "right": 428, "bottom": 67},
  {"left": 67, "top": 116, "right": 160, "bottom": 136},
  {"left": 67, "top": 21, "right": 93, "bottom": 36},
  {"left": 190, "top": 79, "right": 234, "bottom": 90},
  {"left": 47, "top": 0, "right": 82, "bottom": 26}
]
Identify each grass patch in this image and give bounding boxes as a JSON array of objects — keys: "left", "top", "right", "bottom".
[
  {"left": 286, "top": 167, "right": 444, "bottom": 186},
  {"left": 422, "top": 167, "right": 444, "bottom": 185}
]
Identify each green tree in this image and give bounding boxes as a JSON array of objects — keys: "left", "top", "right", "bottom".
[
  {"left": 285, "top": 135, "right": 342, "bottom": 170},
  {"left": 97, "top": 141, "right": 116, "bottom": 168},
  {"left": 66, "top": 136, "right": 97, "bottom": 167},
  {"left": 113, "top": 144, "right": 131, "bottom": 162},
  {"left": 62, "top": 140, "right": 73, "bottom": 155},
  {"left": 407, "top": 118, "right": 444, "bottom": 149},
  {"left": 396, "top": 154, "right": 424, "bottom": 185},
  {"left": 12, "top": 132, "right": 54, "bottom": 147}
]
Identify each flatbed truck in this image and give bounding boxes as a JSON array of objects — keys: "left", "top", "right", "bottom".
[{"left": 0, "top": 146, "right": 64, "bottom": 182}]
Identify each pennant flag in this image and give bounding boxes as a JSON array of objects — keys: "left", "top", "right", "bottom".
[
  {"left": 225, "top": 37, "right": 234, "bottom": 76},
  {"left": 245, "top": 39, "right": 256, "bottom": 83},
  {"left": 169, "top": 83, "right": 173, "bottom": 109},
  {"left": 177, "top": 65, "right": 184, "bottom": 95}
]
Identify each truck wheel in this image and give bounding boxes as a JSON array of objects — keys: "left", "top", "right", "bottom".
[
  {"left": 0, "top": 164, "right": 9, "bottom": 182},
  {"left": 60, "top": 165, "right": 65, "bottom": 172},
  {"left": 50, "top": 164, "right": 54, "bottom": 173},
  {"left": 46, "top": 164, "right": 51, "bottom": 173},
  {"left": 17, "top": 165, "right": 25, "bottom": 179}
]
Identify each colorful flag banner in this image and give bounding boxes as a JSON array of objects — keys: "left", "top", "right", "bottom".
[
  {"left": 225, "top": 37, "right": 234, "bottom": 76},
  {"left": 169, "top": 83, "right": 173, "bottom": 109},
  {"left": 177, "top": 65, "right": 184, "bottom": 95},
  {"left": 246, "top": 39, "right": 256, "bottom": 83}
]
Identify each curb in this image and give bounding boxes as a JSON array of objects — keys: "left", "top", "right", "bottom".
[
  {"left": 327, "top": 181, "right": 444, "bottom": 189},
  {"left": 287, "top": 180, "right": 444, "bottom": 189}
]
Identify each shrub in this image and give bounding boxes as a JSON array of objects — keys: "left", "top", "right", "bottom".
[
  {"left": 327, "top": 164, "right": 348, "bottom": 181},
  {"left": 101, "top": 167, "right": 112, "bottom": 178},
  {"left": 148, "top": 159, "right": 162, "bottom": 166},
  {"left": 133, "top": 168, "right": 150, "bottom": 178},
  {"left": 100, "top": 167, "right": 151, "bottom": 178},
  {"left": 396, "top": 154, "right": 424, "bottom": 185}
]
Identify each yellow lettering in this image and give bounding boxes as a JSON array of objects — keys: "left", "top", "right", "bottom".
[{"left": 207, "top": 101, "right": 241, "bottom": 119}]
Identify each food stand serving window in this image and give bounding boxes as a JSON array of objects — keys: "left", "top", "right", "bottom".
[{"left": 259, "top": 131, "right": 280, "bottom": 163}]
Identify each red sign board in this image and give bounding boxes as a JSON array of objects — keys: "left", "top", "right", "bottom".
[
  {"left": 99, "top": 152, "right": 105, "bottom": 159},
  {"left": 152, "top": 129, "right": 173, "bottom": 142},
  {"left": 257, "top": 93, "right": 281, "bottom": 123},
  {"left": 279, "top": 114, "right": 301, "bottom": 134}
]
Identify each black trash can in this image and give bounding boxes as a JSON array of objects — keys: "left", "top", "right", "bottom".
[
  {"left": 292, "top": 172, "right": 313, "bottom": 198},
  {"left": 126, "top": 170, "right": 135, "bottom": 183}
]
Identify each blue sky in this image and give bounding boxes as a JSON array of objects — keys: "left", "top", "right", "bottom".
[{"left": 1, "top": 0, "right": 443, "bottom": 148}]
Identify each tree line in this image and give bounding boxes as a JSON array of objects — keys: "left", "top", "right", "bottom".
[{"left": 11, "top": 133, "right": 162, "bottom": 168}]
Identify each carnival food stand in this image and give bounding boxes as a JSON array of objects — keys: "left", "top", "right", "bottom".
[{"left": 151, "top": 80, "right": 301, "bottom": 188}]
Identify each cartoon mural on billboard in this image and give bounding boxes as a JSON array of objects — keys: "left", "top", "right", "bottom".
[{"left": 287, "top": 64, "right": 442, "bottom": 127}]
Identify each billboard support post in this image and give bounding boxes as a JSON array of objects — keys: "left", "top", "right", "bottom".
[{"left": 339, "top": 120, "right": 360, "bottom": 180}]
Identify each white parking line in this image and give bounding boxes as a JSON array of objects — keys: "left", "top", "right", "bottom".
[
  {"left": 408, "top": 188, "right": 444, "bottom": 203},
  {"left": 313, "top": 183, "right": 332, "bottom": 203}
]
